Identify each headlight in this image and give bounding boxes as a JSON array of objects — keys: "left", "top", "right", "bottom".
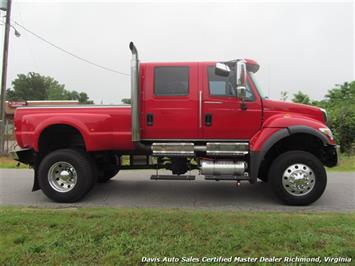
[
  {"left": 319, "top": 127, "right": 334, "bottom": 140},
  {"left": 320, "top": 108, "right": 327, "bottom": 123}
]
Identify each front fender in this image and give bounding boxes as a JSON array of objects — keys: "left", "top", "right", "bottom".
[
  {"left": 249, "top": 125, "right": 333, "bottom": 183},
  {"left": 250, "top": 126, "right": 330, "bottom": 152}
]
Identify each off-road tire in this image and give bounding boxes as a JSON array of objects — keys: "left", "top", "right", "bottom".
[
  {"left": 268, "top": 150, "right": 327, "bottom": 205},
  {"left": 38, "top": 149, "right": 95, "bottom": 203}
]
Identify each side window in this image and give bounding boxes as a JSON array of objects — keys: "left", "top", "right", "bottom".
[
  {"left": 208, "top": 67, "right": 234, "bottom": 96},
  {"left": 245, "top": 82, "right": 256, "bottom": 101},
  {"left": 207, "top": 66, "right": 255, "bottom": 101},
  {"left": 154, "top": 67, "right": 189, "bottom": 96}
]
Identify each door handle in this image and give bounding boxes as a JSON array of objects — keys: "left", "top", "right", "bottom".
[
  {"left": 204, "top": 101, "right": 223, "bottom": 104},
  {"left": 199, "top": 91, "right": 202, "bottom": 128},
  {"left": 146, "top": 113, "right": 154, "bottom": 126},
  {"left": 205, "top": 113, "right": 212, "bottom": 126}
]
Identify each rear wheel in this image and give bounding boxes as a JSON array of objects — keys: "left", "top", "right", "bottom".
[
  {"left": 268, "top": 151, "right": 327, "bottom": 205},
  {"left": 38, "top": 149, "right": 95, "bottom": 203},
  {"left": 97, "top": 164, "right": 119, "bottom": 183}
]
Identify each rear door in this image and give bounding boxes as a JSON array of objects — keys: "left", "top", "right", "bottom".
[
  {"left": 200, "top": 63, "right": 262, "bottom": 139},
  {"left": 141, "top": 63, "right": 199, "bottom": 140}
]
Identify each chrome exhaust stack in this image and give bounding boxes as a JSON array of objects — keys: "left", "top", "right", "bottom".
[{"left": 129, "top": 42, "right": 140, "bottom": 142}]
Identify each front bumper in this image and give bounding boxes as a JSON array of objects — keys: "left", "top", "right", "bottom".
[{"left": 321, "top": 145, "right": 338, "bottom": 167}]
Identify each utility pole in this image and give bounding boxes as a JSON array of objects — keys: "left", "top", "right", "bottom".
[{"left": 0, "top": 0, "right": 11, "bottom": 154}]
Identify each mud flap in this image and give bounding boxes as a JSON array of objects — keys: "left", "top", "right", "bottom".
[
  {"left": 32, "top": 167, "right": 40, "bottom": 191},
  {"left": 10, "top": 149, "right": 40, "bottom": 191}
]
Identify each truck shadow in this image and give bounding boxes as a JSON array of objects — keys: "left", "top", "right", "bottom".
[
  {"left": 0, "top": 170, "right": 346, "bottom": 210},
  {"left": 85, "top": 175, "right": 284, "bottom": 209}
]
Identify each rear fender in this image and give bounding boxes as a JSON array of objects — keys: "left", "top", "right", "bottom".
[{"left": 33, "top": 116, "right": 92, "bottom": 152}]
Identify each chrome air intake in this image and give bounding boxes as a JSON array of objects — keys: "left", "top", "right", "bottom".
[
  {"left": 200, "top": 160, "right": 246, "bottom": 176},
  {"left": 129, "top": 42, "right": 140, "bottom": 142}
]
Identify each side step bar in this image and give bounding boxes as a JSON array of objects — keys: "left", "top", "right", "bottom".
[
  {"left": 150, "top": 174, "right": 252, "bottom": 182},
  {"left": 151, "top": 175, "right": 195, "bottom": 180},
  {"left": 204, "top": 175, "right": 250, "bottom": 181}
]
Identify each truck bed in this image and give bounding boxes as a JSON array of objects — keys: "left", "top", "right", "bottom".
[{"left": 14, "top": 105, "right": 134, "bottom": 152}]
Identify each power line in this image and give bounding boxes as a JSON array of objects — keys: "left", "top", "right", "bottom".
[{"left": 12, "top": 21, "right": 130, "bottom": 76}]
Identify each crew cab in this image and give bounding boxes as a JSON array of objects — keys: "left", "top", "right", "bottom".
[{"left": 12, "top": 42, "right": 338, "bottom": 205}]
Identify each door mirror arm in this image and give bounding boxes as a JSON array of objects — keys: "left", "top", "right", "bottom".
[
  {"left": 234, "top": 86, "right": 247, "bottom": 110},
  {"left": 235, "top": 60, "right": 248, "bottom": 111},
  {"left": 215, "top": 59, "right": 248, "bottom": 111},
  {"left": 240, "top": 101, "right": 247, "bottom": 111}
]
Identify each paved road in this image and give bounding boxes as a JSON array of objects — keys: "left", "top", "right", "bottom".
[{"left": 0, "top": 169, "right": 354, "bottom": 211}]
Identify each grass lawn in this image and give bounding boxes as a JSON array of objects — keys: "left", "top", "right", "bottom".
[
  {"left": 0, "top": 208, "right": 354, "bottom": 265},
  {"left": 327, "top": 154, "right": 355, "bottom": 172},
  {"left": 0, "top": 156, "right": 27, "bottom": 169}
]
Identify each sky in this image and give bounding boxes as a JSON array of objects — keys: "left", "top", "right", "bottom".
[{"left": 0, "top": 0, "right": 354, "bottom": 104}]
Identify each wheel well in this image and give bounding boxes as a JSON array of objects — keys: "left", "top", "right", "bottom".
[
  {"left": 258, "top": 133, "right": 325, "bottom": 181},
  {"left": 38, "top": 124, "right": 86, "bottom": 155}
]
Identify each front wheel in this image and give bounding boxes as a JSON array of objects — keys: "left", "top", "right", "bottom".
[
  {"left": 38, "top": 149, "right": 95, "bottom": 203},
  {"left": 268, "top": 151, "right": 327, "bottom": 205}
]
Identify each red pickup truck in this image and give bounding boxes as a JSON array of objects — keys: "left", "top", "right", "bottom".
[{"left": 12, "top": 42, "right": 337, "bottom": 205}]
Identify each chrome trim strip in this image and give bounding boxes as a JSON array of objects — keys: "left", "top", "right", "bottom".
[
  {"left": 152, "top": 142, "right": 194, "bottom": 147},
  {"left": 142, "top": 139, "right": 249, "bottom": 142},
  {"left": 207, "top": 142, "right": 249, "bottom": 148},
  {"left": 206, "top": 151, "right": 249, "bottom": 156},
  {"left": 194, "top": 145, "right": 207, "bottom": 152},
  {"left": 152, "top": 142, "right": 195, "bottom": 156},
  {"left": 206, "top": 142, "right": 249, "bottom": 156},
  {"left": 152, "top": 151, "right": 195, "bottom": 156},
  {"left": 17, "top": 105, "right": 130, "bottom": 109}
]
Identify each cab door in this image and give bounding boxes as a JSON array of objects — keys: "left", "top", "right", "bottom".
[
  {"left": 141, "top": 63, "right": 199, "bottom": 140},
  {"left": 200, "top": 63, "right": 262, "bottom": 140}
]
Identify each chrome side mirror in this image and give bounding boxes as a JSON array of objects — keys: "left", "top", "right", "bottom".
[
  {"left": 215, "top": 63, "right": 231, "bottom": 77},
  {"left": 236, "top": 60, "right": 247, "bottom": 110},
  {"left": 236, "top": 60, "right": 247, "bottom": 87}
]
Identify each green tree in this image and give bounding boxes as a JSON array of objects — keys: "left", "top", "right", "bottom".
[
  {"left": 289, "top": 83, "right": 354, "bottom": 153},
  {"left": 292, "top": 91, "right": 311, "bottom": 104},
  {"left": 77, "top": 92, "right": 93, "bottom": 104},
  {"left": 321, "top": 82, "right": 355, "bottom": 153},
  {"left": 280, "top": 91, "right": 288, "bottom": 101},
  {"left": 6, "top": 72, "right": 93, "bottom": 104},
  {"left": 121, "top": 98, "right": 131, "bottom": 104},
  {"left": 6, "top": 72, "right": 48, "bottom": 100}
]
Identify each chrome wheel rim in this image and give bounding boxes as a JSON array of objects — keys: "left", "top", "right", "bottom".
[
  {"left": 48, "top": 161, "right": 77, "bottom": 193},
  {"left": 282, "top": 163, "right": 315, "bottom": 196}
]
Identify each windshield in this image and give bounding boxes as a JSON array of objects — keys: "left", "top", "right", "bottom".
[{"left": 249, "top": 72, "right": 267, "bottom": 99}]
